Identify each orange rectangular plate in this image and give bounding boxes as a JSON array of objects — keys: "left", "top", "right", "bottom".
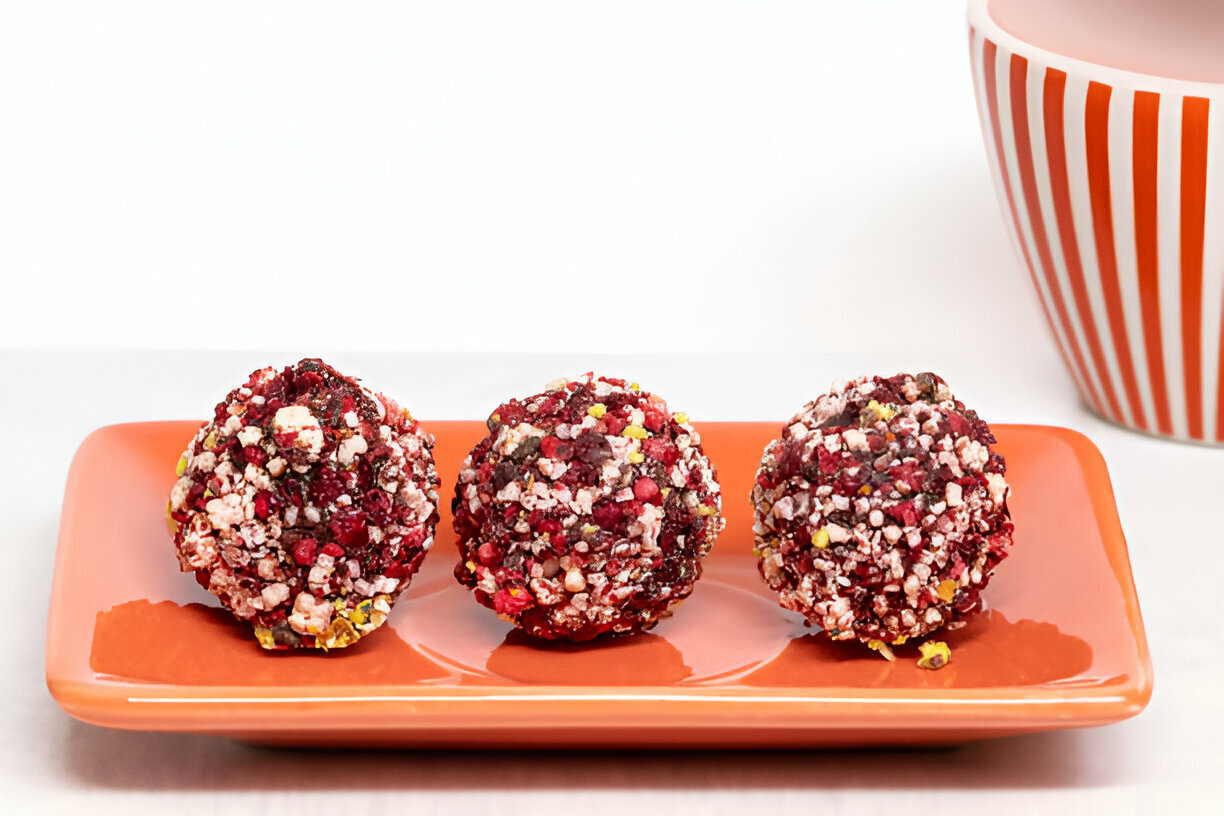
[{"left": 46, "top": 421, "right": 1152, "bottom": 747}]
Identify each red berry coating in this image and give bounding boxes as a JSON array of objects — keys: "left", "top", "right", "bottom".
[
  {"left": 452, "top": 374, "right": 724, "bottom": 641},
  {"left": 169, "top": 359, "right": 439, "bottom": 650},
  {"left": 753, "top": 373, "right": 1014, "bottom": 645}
]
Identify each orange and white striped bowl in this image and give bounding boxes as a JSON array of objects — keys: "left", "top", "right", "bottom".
[{"left": 969, "top": 0, "right": 1224, "bottom": 443}]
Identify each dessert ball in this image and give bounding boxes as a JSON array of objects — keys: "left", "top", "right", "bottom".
[
  {"left": 168, "top": 359, "right": 439, "bottom": 650},
  {"left": 752, "top": 373, "right": 1013, "bottom": 647},
  {"left": 452, "top": 374, "right": 724, "bottom": 641}
]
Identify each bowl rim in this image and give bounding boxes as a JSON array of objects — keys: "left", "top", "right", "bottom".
[{"left": 967, "top": 0, "right": 1224, "bottom": 95}]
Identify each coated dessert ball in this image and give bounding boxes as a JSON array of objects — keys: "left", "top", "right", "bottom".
[
  {"left": 453, "top": 374, "right": 724, "bottom": 641},
  {"left": 168, "top": 359, "right": 439, "bottom": 650},
  {"left": 752, "top": 373, "right": 1013, "bottom": 650}
]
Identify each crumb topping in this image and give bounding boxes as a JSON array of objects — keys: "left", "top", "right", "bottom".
[
  {"left": 752, "top": 372, "right": 1013, "bottom": 645},
  {"left": 452, "top": 374, "right": 724, "bottom": 641},
  {"left": 168, "top": 359, "right": 438, "bottom": 650}
]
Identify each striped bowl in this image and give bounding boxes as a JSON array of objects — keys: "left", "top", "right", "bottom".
[{"left": 969, "top": 0, "right": 1224, "bottom": 443}]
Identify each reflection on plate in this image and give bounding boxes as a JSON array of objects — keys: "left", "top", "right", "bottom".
[{"left": 49, "top": 421, "right": 1152, "bottom": 747}]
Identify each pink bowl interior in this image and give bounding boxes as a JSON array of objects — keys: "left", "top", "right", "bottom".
[{"left": 988, "top": 0, "right": 1224, "bottom": 83}]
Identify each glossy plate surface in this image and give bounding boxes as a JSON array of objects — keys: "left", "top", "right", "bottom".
[{"left": 46, "top": 421, "right": 1152, "bottom": 747}]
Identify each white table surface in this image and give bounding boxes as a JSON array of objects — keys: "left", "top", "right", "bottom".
[{"left": 1, "top": 1, "right": 1222, "bottom": 812}]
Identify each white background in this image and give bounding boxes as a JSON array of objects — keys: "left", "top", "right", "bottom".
[
  {"left": 1, "top": 1, "right": 1221, "bottom": 813},
  {"left": 0, "top": 0, "right": 1042, "bottom": 357}
]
